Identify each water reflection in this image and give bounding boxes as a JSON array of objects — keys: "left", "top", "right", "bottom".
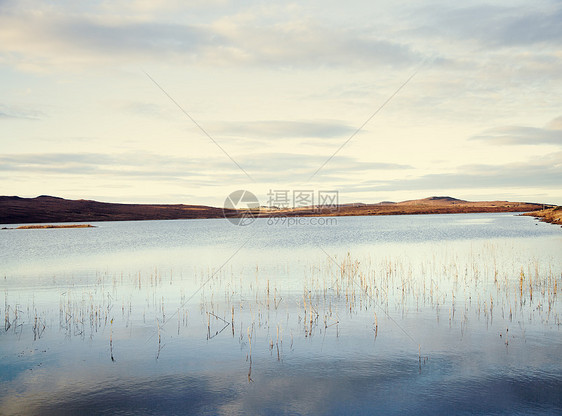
[
  {"left": 2, "top": 356, "right": 561, "bottom": 415},
  {"left": 1, "top": 214, "right": 561, "bottom": 415}
]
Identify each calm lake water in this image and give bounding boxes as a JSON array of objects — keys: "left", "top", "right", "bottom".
[{"left": 1, "top": 213, "right": 561, "bottom": 415}]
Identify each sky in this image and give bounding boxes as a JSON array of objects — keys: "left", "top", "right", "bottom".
[{"left": 1, "top": 0, "right": 561, "bottom": 206}]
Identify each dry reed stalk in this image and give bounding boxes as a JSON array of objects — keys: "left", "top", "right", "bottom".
[{"left": 110, "top": 318, "right": 115, "bottom": 362}]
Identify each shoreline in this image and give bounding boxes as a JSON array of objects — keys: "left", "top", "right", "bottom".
[{"left": 522, "top": 206, "right": 562, "bottom": 226}]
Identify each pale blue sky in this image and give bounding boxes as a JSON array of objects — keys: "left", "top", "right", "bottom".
[{"left": 1, "top": 0, "right": 561, "bottom": 205}]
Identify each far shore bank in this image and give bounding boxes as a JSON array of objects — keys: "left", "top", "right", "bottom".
[
  {"left": 522, "top": 206, "right": 562, "bottom": 226},
  {"left": 0, "top": 195, "right": 551, "bottom": 225}
]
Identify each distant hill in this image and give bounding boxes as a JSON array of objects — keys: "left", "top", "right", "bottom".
[
  {"left": 0, "top": 195, "right": 236, "bottom": 224},
  {"left": 0, "top": 195, "right": 546, "bottom": 225},
  {"left": 336, "top": 203, "right": 367, "bottom": 207},
  {"left": 398, "top": 196, "right": 466, "bottom": 205},
  {"left": 266, "top": 197, "right": 544, "bottom": 218}
]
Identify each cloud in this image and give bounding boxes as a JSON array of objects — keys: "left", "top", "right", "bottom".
[
  {"left": 122, "top": 102, "right": 170, "bottom": 118},
  {"left": 0, "top": 14, "right": 215, "bottom": 68},
  {"left": 470, "top": 116, "right": 562, "bottom": 146},
  {"left": 0, "top": 105, "right": 42, "bottom": 120},
  {"left": 0, "top": 152, "right": 215, "bottom": 180},
  {"left": 0, "top": 151, "right": 412, "bottom": 186},
  {"left": 208, "top": 17, "right": 420, "bottom": 67},
  {"left": 489, "top": 6, "right": 562, "bottom": 48},
  {"left": 233, "top": 152, "right": 412, "bottom": 185},
  {"left": 0, "top": 4, "right": 422, "bottom": 70},
  {"left": 1, "top": 151, "right": 558, "bottom": 204},
  {"left": 239, "top": 152, "right": 410, "bottom": 172},
  {"left": 10, "top": 149, "right": 556, "bottom": 196},
  {"left": 346, "top": 152, "right": 562, "bottom": 193},
  {"left": 414, "top": 4, "right": 562, "bottom": 49},
  {"left": 0, "top": 111, "right": 20, "bottom": 119},
  {"left": 547, "top": 115, "right": 562, "bottom": 130},
  {"left": 211, "top": 120, "right": 357, "bottom": 140}
]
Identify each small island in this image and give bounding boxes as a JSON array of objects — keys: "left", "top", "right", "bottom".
[{"left": 2, "top": 224, "right": 95, "bottom": 230}]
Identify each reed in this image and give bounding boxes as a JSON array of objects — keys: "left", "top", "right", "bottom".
[
  {"left": 109, "top": 318, "right": 115, "bottom": 362},
  {"left": 1, "top": 241, "right": 559, "bottom": 383}
]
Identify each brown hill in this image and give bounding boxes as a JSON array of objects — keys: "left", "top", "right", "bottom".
[
  {"left": 0, "top": 195, "right": 547, "bottom": 225},
  {"left": 263, "top": 197, "right": 544, "bottom": 218},
  {"left": 0, "top": 195, "right": 236, "bottom": 224},
  {"left": 397, "top": 196, "right": 466, "bottom": 205}
]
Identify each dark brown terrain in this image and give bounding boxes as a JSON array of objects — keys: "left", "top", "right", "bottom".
[
  {"left": 0, "top": 196, "right": 236, "bottom": 224},
  {"left": 0, "top": 195, "right": 547, "bottom": 225}
]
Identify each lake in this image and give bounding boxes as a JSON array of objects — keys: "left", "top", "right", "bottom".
[{"left": 1, "top": 213, "right": 561, "bottom": 415}]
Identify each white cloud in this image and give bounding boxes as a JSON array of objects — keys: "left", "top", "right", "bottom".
[
  {"left": 346, "top": 152, "right": 562, "bottom": 193},
  {"left": 211, "top": 120, "right": 357, "bottom": 140},
  {"left": 471, "top": 116, "right": 562, "bottom": 146},
  {"left": 0, "top": 104, "right": 43, "bottom": 120},
  {"left": 411, "top": 3, "right": 562, "bottom": 49},
  {"left": 0, "top": 3, "right": 423, "bottom": 71}
]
